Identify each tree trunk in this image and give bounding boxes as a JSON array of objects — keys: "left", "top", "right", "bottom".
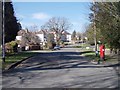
[
  {"left": 114, "top": 48, "right": 117, "bottom": 54},
  {"left": 110, "top": 48, "right": 113, "bottom": 54},
  {"left": 118, "top": 49, "right": 120, "bottom": 63}
]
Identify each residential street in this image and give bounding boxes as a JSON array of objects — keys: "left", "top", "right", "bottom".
[
  {"left": 2, "top": 47, "right": 119, "bottom": 88},
  {"left": 2, "top": 1, "right": 120, "bottom": 89}
]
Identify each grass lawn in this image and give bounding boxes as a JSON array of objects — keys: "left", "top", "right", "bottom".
[
  {"left": 80, "top": 49, "right": 118, "bottom": 64},
  {"left": 80, "top": 49, "right": 108, "bottom": 61},
  {"left": 73, "top": 43, "right": 91, "bottom": 48},
  {"left": 2, "top": 51, "right": 39, "bottom": 70},
  {"left": 80, "top": 50, "right": 99, "bottom": 61}
]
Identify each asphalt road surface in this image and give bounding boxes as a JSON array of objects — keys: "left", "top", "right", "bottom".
[{"left": 2, "top": 47, "right": 119, "bottom": 88}]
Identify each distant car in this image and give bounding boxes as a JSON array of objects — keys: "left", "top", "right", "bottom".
[{"left": 54, "top": 45, "right": 60, "bottom": 50}]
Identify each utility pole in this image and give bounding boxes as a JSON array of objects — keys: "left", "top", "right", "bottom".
[
  {"left": 93, "top": 0, "right": 98, "bottom": 56},
  {"left": 2, "top": 0, "right": 5, "bottom": 63}
]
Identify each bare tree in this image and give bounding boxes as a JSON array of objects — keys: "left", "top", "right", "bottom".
[
  {"left": 41, "top": 17, "right": 72, "bottom": 45},
  {"left": 19, "top": 29, "right": 41, "bottom": 47},
  {"left": 29, "top": 24, "right": 39, "bottom": 31}
]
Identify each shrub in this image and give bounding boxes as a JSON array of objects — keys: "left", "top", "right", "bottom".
[{"left": 5, "top": 41, "right": 18, "bottom": 53}]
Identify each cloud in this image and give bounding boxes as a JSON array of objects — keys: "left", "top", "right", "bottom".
[{"left": 32, "top": 13, "right": 50, "bottom": 20}]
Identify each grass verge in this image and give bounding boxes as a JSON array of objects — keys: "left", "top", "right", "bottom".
[
  {"left": 80, "top": 50, "right": 112, "bottom": 62},
  {"left": 2, "top": 51, "right": 38, "bottom": 70},
  {"left": 72, "top": 43, "right": 91, "bottom": 48}
]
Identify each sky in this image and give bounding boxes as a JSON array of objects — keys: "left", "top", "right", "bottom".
[{"left": 12, "top": 2, "right": 92, "bottom": 33}]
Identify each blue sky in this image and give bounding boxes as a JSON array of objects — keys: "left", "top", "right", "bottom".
[{"left": 13, "top": 2, "right": 92, "bottom": 33}]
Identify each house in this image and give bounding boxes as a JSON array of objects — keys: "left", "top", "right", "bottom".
[
  {"left": 16, "top": 29, "right": 41, "bottom": 50},
  {"left": 16, "top": 29, "right": 72, "bottom": 49},
  {"left": 61, "top": 31, "right": 71, "bottom": 42},
  {"left": 35, "top": 30, "right": 48, "bottom": 46},
  {"left": 16, "top": 29, "right": 27, "bottom": 41},
  {"left": 35, "top": 30, "right": 72, "bottom": 44},
  {"left": 16, "top": 36, "right": 22, "bottom": 41}
]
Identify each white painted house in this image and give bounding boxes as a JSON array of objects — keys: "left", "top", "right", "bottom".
[
  {"left": 16, "top": 36, "right": 22, "bottom": 41},
  {"left": 36, "top": 33, "right": 44, "bottom": 42},
  {"left": 35, "top": 30, "right": 72, "bottom": 43},
  {"left": 16, "top": 29, "right": 27, "bottom": 41},
  {"left": 62, "top": 31, "right": 71, "bottom": 42},
  {"left": 35, "top": 30, "right": 48, "bottom": 45},
  {"left": 66, "top": 34, "right": 72, "bottom": 42},
  {"left": 16, "top": 29, "right": 72, "bottom": 47}
]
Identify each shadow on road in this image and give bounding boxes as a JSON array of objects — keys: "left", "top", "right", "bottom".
[
  {"left": 3, "top": 51, "right": 120, "bottom": 75},
  {"left": 2, "top": 50, "right": 119, "bottom": 89}
]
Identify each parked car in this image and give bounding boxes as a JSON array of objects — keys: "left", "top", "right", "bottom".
[{"left": 54, "top": 45, "right": 60, "bottom": 50}]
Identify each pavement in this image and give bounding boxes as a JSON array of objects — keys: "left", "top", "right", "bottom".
[{"left": 2, "top": 47, "right": 120, "bottom": 88}]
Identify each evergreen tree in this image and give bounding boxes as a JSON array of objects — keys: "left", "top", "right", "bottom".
[
  {"left": 71, "top": 30, "right": 76, "bottom": 41},
  {"left": 5, "top": 1, "right": 19, "bottom": 43},
  {"left": 0, "top": 1, "right": 2, "bottom": 44}
]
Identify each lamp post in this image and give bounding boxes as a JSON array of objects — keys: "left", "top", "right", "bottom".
[{"left": 2, "top": 0, "right": 5, "bottom": 63}]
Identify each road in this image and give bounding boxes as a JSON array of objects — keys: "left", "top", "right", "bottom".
[{"left": 2, "top": 47, "right": 119, "bottom": 88}]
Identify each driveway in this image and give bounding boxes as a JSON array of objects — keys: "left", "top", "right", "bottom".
[{"left": 2, "top": 47, "right": 119, "bottom": 88}]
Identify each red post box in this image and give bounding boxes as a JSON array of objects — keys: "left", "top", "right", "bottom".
[{"left": 100, "top": 44, "right": 105, "bottom": 60}]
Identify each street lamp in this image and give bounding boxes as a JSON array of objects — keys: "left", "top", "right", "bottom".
[{"left": 2, "top": 0, "right": 5, "bottom": 63}]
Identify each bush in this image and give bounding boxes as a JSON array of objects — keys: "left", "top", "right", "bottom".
[
  {"left": 29, "top": 45, "right": 41, "bottom": 50},
  {"left": 47, "top": 42, "right": 56, "bottom": 49},
  {"left": 5, "top": 41, "right": 18, "bottom": 53}
]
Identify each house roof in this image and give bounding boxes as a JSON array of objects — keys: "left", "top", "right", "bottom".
[
  {"left": 17, "top": 29, "right": 29, "bottom": 36},
  {"left": 35, "top": 29, "right": 49, "bottom": 34},
  {"left": 34, "top": 29, "right": 71, "bottom": 35},
  {"left": 62, "top": 31, "right": 71, "bottom": 35}
]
